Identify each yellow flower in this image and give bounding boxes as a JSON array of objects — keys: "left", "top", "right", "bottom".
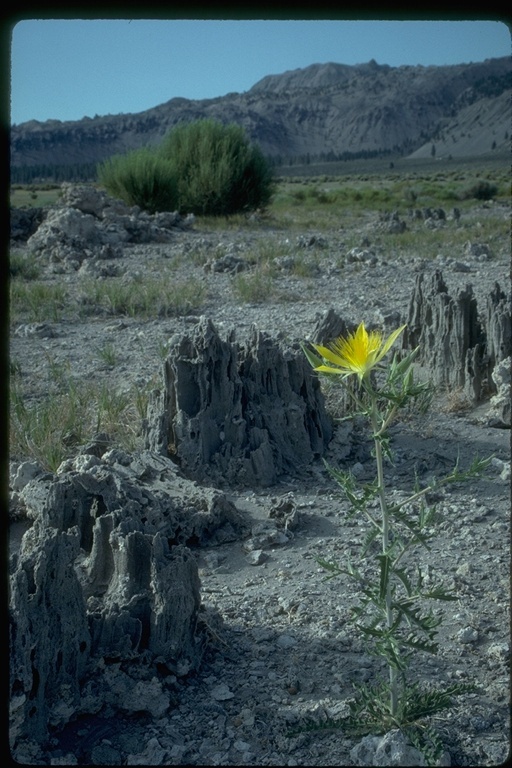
[{"left": 311, "top": 322, "right": 406, "bottom": 381}]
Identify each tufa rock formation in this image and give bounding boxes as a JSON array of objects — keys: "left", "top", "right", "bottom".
[
  {"left": 12, "top": 183, "right": 194, "bottom": 270},
  {"left": 404, "top": 271, "right": 511, "bottom": 419},
  {"left": 145, "top": 317, "right": 333, "bottom": 486},
  {"left": 9, "top": 448, "right": 248, "bottom": 749},
  {"left": 303, "top": 275, "right": 510, "bottom": 427}
]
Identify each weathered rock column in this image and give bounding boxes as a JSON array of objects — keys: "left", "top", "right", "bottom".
[
  {"left": 9, "top": 526, "right": 91, "bottom": 745},
  {"left": 145, "top": 318, "right": 332, "bottom": 486},
  {"left": 10, "top": 448, "right": 245, "bottom": 749},
  {"left": 404, "top": 271, "right": 511, "bottom": 407},
  {"left": 404, "top": 271, "right": 486, "bottom": 399},
  {"left": 483, "top": 282, "right": 512, "bottom": 394}
]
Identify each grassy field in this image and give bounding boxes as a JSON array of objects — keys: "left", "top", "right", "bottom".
[
  {"left": 10, "top": 156, "right": 510, "bottom": 213},
  {"left": 9, "top": 156, "right": 510, "bottom": 470}
]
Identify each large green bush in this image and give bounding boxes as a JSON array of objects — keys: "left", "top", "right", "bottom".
[
  {"left": 97, "top": 119, "right": 274, "bottom": 216},
  {"left": 97, "top": 147, "right": 178, "bottom": 213},
  {"left": 159, "top": 119, "right": 274, "bottom": 215}
]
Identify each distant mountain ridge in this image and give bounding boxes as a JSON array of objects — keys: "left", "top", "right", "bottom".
[{"left": 10, "top": 56, "right": 512, "bottom": 177}]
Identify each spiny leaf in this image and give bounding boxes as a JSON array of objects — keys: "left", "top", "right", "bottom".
[
  {"left": 378, "top": 554, "right": 392, "bottom": 600},
  {"left": 421, "top": 585, "right": 459, "bottom": 601},
  {"left": 394, "top": 567, "right": 413, "bottom": 597}
]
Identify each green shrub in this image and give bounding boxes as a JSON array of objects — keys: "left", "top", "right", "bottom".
[
  {"left": 10, "top": 282, "right": 68, "bottom": 322},
  {"left": 98, "top": 119, "right": 274, "bottom": 216},
  {"left": 158, "top": 119, "right": 275, "bottom": 216},
  {"left": 97, "top": 147, "right": 179, "bottom": 213},
  {"left": 79, "top": 276, "right": 207, "bottom": 318},
  {"left": 462, "top": 180, "right": 498, "bottom": 201},
  {"left": 232, "top": 267, "right": 275, "bottom": 303},
  {"left": 9, "top": 250, "right": 41, "bottom": 280}
]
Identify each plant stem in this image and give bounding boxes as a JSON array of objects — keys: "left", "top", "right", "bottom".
[{"left": 370, "top": 394, "right": 398, "bottom": 718}]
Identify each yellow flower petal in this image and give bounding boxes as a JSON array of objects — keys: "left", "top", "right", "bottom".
[{"left": 311, "top": 322, "right": 406, "bottom": 381}]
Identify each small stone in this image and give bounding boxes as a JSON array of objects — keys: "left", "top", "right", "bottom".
[
  {"left": 245, "top": 549, "right": 268, "bottom": 566},
  {"left": 237, "top": 708, "right": 255, "bottom": 727},
  {"left": 176, "top": 659, "right": 192, "bottom": 677},
  {"left": 452, "top": 261, "right": 472, "bottom": 272},
  {"left": 234, "top": 740, "right": 251, "bottom": 752},
  {"left": 276, "top": 634, "right": 297, "bottom": 649},
  {"left": 455, "top": 562, "right": 472, "bottom": 577},
  {"left": 350, "top": 729, "right": 428, "bottom": 766},
  {"left": 72, "top": 454, "right": 102, "bottom": 473},
  {"left": 487, "top": 642, "right": 509, "bottom": 660},
  {"left": 211, "top": 683, "right": 235, "bottom": 701},
  {"left": 11, "top": 461, "right": 43, "bottom": 491},
  {"left": 456, "top": 627, "right": 479, "bottom": 644}
]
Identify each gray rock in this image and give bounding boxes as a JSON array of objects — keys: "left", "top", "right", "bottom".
[
  {"left": 210, "top": 683, "right": 235, "bottom": 701},
  {"left": 145, "top": 318, "right": 332, "bottom": 486},
  {"left": 245, "top": 549, "right": 268, "bottom": 565},
  {"left": 487, "top": 357, "right": 511, "bottom": 427},
  {"left": 24, "top": 184, "right": 193, "bottom": 268},
  {"left": 9, "top": 526, "right": 91, "bottom": 744},
  {"left": 404, "top": 271, "right": 511, "bottom": 404},
  {"left": 350, "top": 728, "right": 436, "bottom": 766},
  {"left": 10, "top": 461, "right": 44, "bottom": 491},
  {"left": 9, "top": 448, "right": 246, "bottom": 750},
  {"left": 90, "top": 743, "right": 123, "bottom": 765},
  {"left": 10, "top": 206, "right": 45, "bottom": 241},
  {"left": 268, "top": 492, "right": 300, "bottom": 530},
  {"left": 464, "top": 241, "right": 492, "bottom": 261},
  {"left": 456, "top": 626, "right": 479, "bottom": 644},
  {"left": 60, "top": 183, "right": 109, "bottom": 216},
  {"left": 310, "top": 308, "right": 356, "bottom": 346},
  {"left": 28, "top": 207, "right": 101, "bottom": 252},
  {"left": 126, "top": 736, "right": 168, "bottom": 765},
  {"left": 484, "top": 284, "right": 511, "bottom": 391},
  {"left": 486, "top": 642, "right": 510, "bottom": 661},
  {"left": 102, "top": 667, "right": 171, "bottom": 717}
]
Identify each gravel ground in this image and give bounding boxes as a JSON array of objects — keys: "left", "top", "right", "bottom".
[{"left": 9, "top": 200, "right": 511, "bottom": 765}]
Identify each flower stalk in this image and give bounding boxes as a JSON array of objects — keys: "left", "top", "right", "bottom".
[
  {"left": 304, "top": 321, "right": 492, "bottom": 744},
  {"left": 369, "top": 400, "right": 398, "bottom": 716}
]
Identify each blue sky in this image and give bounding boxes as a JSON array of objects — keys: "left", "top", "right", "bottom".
[{"left": 10, "top": 18, "right": 511, "bottom": 125}]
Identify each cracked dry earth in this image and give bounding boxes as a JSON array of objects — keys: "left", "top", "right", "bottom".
[{"left": 10, "top": 202, "right": 511, "bottom": 765}]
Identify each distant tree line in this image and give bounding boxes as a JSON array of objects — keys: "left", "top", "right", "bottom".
[
  {"left": 10, "top": 162, "right": 98, "bottom": 184},
  {"left": 268, "top": 147, "right": 397, "bottom": 168},
  {"left": 12, "top": 142, "right": 417, "bottom": 185}
]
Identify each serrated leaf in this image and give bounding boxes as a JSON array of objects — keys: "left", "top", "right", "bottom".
[
  {"left": 378, "top": 554, "right": 391, "bottom": 600},
  {"left": 394, "top": 567, "right": 413, "bottom": 597},
  {"left": 421, "top": 586, "right": 459, "bottom": 601}
]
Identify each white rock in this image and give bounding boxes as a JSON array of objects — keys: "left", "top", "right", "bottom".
[
  {"left": 350, "top": 729, "right": 426, "bottom": 766},
  {"left": 487, "top": 642, "right": 509, "bottom": 660},
  {"left": 351, "top": 728, "right": 451, "bottom": 766},
  {"left": 456, "top": 627, "right": 479, "bottom": 644},
  {"left": 11, "top": 461, "right": 43, "bottom": 491},
  {"left": 72, "top": 454, "right": 102, "bottom": 473}
]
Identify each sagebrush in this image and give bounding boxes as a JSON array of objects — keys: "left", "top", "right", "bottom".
[{"left": 97, "top": 119, "right": 275, "bottom": 216}]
